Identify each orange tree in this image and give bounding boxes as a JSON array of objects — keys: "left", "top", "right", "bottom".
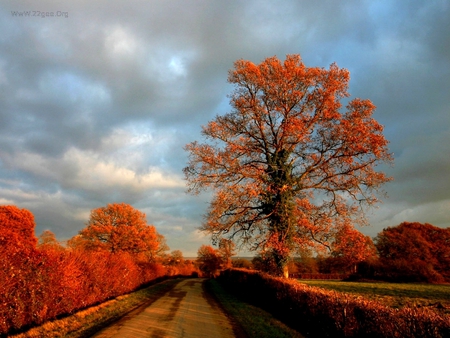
[
  {"left": 0, "top": 205, "right": 37, "bottom": 251},
  {"left": 69, "top": 203, "right": 167, "bottom": 261},
  {"left": 196, "top": 245, "right": 222, "bottom": 277},
  {"left": 218, "top": 238, "right": 236, "bottom": 268},
  {"left": 184, "top": 55, "right": 392, "bottom": 277},
  {"left": 375, "top": 222, "right": 450, "bottom": 282},
  {"left": 327, "top": 225, "right": 377, "bottom": 274}
]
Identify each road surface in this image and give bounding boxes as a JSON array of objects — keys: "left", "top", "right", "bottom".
[{"left": 91, "top": 278, "right": 237, "bottom": 338}]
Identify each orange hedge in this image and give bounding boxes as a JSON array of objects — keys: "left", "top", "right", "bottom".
[
  {"left": 0, "top": 246, "right": 167, "bottom": 336},
  {"left": 218, "top": 268, "right": 450, "bottom": 338}
]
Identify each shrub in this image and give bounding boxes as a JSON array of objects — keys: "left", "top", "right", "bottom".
[
  {"left": 0, "top": 205, "right": 180, "bottom": 336},
  {"left": 0, "top": 246, "right": 172, "bottom": 336},
  {"left": 218, "top": 269, "right": 450, "bottom": 337}
]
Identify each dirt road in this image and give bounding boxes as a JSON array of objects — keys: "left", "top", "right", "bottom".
[{"left": 91, "top": 278, "right": 236, "bottom": 338}]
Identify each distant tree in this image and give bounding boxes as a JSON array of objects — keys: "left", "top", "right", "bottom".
[
  {"left": 196, "top": 245, "right": 222, "bottom": 277},
  {"left": 251, "top": 251, "right": 278, "bottom": 273},
  {"left": 154, "top": 233, "right": 170, "bottom": 262},
  {"left": 184, "top": 54, "right": 392, "bottom": 277},
  {"left": 374, "top": 222, "right": 450, "bottom": 282},
  {"left": 70, "top": 203, "right": 167, "bottom": 261},
  {"left": 292, "top": 247, "right": 319, "bottom": 274},
  {"left": 67, "top": 234, "right": 88, "bottom": 251},
  {"left": 167, "top": 250, "right": 185, "bottom": 266},
  {"left": 232, "top": 258, "right": 253, "bottom": 269},
  {"left": 218, "top": 238, "right": 236, "bottom": 268},
  {"left": 329, "top": 225, "right": 377, "bottom": 274},
  {"left": 37, "top": 230, "right": 65, "bottom": 251}
]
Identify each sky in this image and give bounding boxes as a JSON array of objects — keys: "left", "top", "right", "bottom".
[{"left": 0, "top": 0, "right": 449, "bottom": 256}]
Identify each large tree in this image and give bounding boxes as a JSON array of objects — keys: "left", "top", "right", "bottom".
[
  {"left": 70, "top": 203, "right": 167, "bottom": 261},
  {"left": 184, "top": 55, "right": 392, "bottom": 277}
]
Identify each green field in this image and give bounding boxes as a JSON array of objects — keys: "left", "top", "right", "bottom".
[{"left": 299, "top": 280, "right": 450, "bottom": 313}]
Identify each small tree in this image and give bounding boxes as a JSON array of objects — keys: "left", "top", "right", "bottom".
[
  {"left": 218, "top": 238, "right": 236, "bottom": 268},
  {"left": 329, "top": 225, "right": 377, "bottom": 274},
  {"left": 196, "top": 245, "right": 222, "bottom": 277},
  {"left": 167, "top": 250, "right": 185, "bottom": 266},
  {"left": 37, "top": 230, "right": 65, "bottom": 252},
  {"left": 185, "top": 54, "right": 392, "bottom": 277},
  {"left": 232, "top": 258, "right": 253, "bottom": 269}
]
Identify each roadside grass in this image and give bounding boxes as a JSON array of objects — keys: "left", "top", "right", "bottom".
[
  {"left": 10, "top": 278, "right": 181, "bottom": 338},
  {"left": 299, "top": 280, "right": 450, "bottom": 313},
  {"left": 206, "top": 279, "right": 305, "bottom": 338}
]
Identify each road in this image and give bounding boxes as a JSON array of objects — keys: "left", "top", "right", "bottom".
[{"left": 91, "top": 278, "right": 237, "bottom": 338}]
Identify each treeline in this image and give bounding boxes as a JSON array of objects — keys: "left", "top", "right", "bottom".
[
  {"left": 327, "top": 222, "right": 449, "bottom": 283},
  {"left": 0, "top": 204, "right": 197, "bottom": 336},
  {"left": 228, "top": 222, "right": 450, "bottom": 284}
]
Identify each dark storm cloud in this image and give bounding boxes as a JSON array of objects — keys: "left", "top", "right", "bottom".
[{"left": 0, "top": 0, "right": 449, "bottom": 255}]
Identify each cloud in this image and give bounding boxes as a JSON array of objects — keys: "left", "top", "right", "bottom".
[{"left": 0, "top": 0, "right": 449, "bottom": 255}]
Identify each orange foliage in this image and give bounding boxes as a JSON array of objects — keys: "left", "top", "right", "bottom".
[
  {"left": 0, "top": 205, "right": 185, "bottom": 336},
  {"left": 375, "top": 222, "right": 450, "bottom": 282},
  {"left": 0, "top": 205, "right": 37, "bottom": 250},
  {"left": 196, "top": 245, "right": 222, "bottom": 277},
  {"left": 219, "top": 269, "right": 450, "bottom": 337},
  {"left": 37, "top": 229, "right": 65, "bottom": 251},
  {"left": 218, "top": 238, "right": 236, "bottom": 268},
  {"left": 70, "top": 203, "right": 165, "bottom": 261},
  {"left": 184, "top": 54, "right": 392, "bottom": 276},
  {"left": 163, "top": 250, "right": 199, "bottom": 276},
  {"left": 329, "top": 225, "right": 377, "bottom": 273}
]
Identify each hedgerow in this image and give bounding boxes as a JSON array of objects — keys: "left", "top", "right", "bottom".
[
  {"left": 0, "top": 204, "right": 198, "bottom": 336},
  {"left": 0, "top": 247, "right": 168, "bottom": 336},
  {"left": 217, "top": 269, "right": 450, "bottom": 337}
]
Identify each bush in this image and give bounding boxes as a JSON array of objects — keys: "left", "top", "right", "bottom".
[
  {"left": 0, "top": 205, "right": 187, "bottom": 335},
  {"left": 218, "top": 269, "right": 450, "bottom": 338},
  {"left": 0, "top": 246, "right": 171, "bottom": 336}
]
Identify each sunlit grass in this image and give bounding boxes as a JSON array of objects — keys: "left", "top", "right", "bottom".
[
  {"left": 299, "top": 280, "right": 450, "bottom": 313},
  {"left": 206, "top": 279, "right": 305, "bottom": 338},
  {"left": 10, "top": 278, "right": 181, "bottom": 338}
]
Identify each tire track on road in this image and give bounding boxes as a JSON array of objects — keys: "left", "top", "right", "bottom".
[{"left": 91, "top": 278, "right": 235, "bottom": 338}]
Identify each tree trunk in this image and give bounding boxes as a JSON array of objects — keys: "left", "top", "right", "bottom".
[{"left": 273, "top": 250, "right": 290, "bottom": 278}]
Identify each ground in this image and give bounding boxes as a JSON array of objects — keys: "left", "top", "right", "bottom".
[{"left": 91, "top": 278, "right": 237, "bottom": 338}]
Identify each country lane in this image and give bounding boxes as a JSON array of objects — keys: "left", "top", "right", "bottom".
[{"left": 91, "top": 278, "right": 237, "bottom": 338}]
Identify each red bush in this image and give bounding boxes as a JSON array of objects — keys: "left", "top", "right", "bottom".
[
  {"left": 218, "top": 269, "right": 450, "bottom": 338},
  {"left": 0, "top": 206, "right": 177, "bottom": 336}
]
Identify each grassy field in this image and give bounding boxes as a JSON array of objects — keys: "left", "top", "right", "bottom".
[{"left": 299, "top": 279, "right": 450, "bottom": 314}]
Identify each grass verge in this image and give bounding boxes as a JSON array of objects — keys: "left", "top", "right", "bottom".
[
  {"left": 10, "top": 278, "right": 182, "bottom": 338},
  {"left": 206, "top": 278, "right": 305, "bottom": 338}
]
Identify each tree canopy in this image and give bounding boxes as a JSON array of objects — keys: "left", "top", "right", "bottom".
[
  {"left": 0, "top": 205, "right": 37, "bottom": 251},
  {"left": 69, "top": 203, "right": 167, "bottom": 261},
  {"left": 184, "top": 54, "right": 392, "bottom": 277},
  {"left": 375, "top": 222, "right": 450, "bottom": 282}
]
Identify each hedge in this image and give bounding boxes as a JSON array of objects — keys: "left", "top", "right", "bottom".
[{"left": 217, "top": 268, "right": 450, "bottom": 338}]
